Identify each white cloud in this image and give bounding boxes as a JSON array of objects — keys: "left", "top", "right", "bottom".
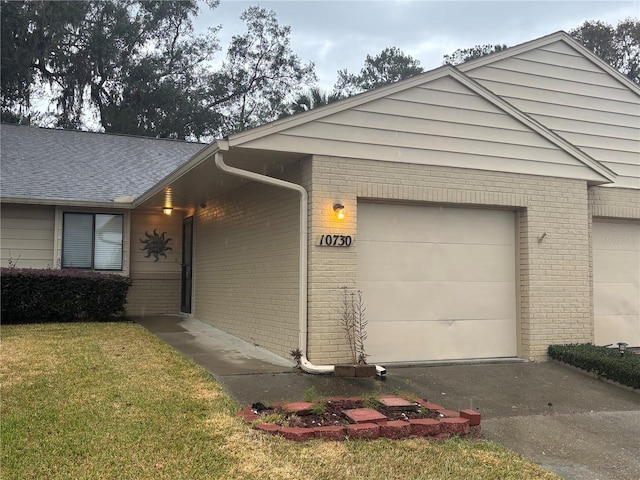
[{"left": 197, "top": 0, "right": 640, "bottom": 90}]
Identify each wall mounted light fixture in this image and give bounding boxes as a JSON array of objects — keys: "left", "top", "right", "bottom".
[
  {"left": 162, "top": 207, "right": 173, "bottom": 215},
  {"left": 333, "top": 203, "right": 345, "bottom": 220}
]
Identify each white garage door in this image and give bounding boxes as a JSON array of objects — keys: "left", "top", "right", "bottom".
[
  {"left": 357, "top": 202, "right": 517, "bottom": 363},
  {"left": 593, "top": 220, "right": 640, "bottom": 347}
]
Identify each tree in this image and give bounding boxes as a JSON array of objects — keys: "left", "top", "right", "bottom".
[
  {"left": 206, "top": 6, "right": 316, "bottom": 135},
  {"left": 442, "top": 44, "right": 508, "bottom": 65},
  {"left": 335, "top": 47, "right": 423, "bottom": 95},
  {"left": 1, "top": 0, "right": 219, "bottom": 136},
  {"left": 279, "top": 88, "right": 344, "bottom": 117},
  {"left": 570, "top": 19, "right": 640, "bottom": 85},
  {"left": 0, "top": 2, "right": 315, "bottom": 139}
]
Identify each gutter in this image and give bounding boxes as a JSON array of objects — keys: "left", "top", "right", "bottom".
[{"left": 213, "top": 150, "right": 385, "bottom": 377}]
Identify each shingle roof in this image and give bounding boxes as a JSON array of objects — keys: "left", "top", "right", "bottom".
[{"left": 0, "top": 124, "right": 205, "bottom": 204}]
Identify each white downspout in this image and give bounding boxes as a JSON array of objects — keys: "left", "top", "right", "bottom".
[{"left": 214, "top": 151, "right": 334, "bottom": 374}]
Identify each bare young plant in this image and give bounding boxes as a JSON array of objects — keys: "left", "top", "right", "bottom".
[
  {"left": 340, "top": 287, "right": 368, "bottom": 364},
  {"left": 341, "top": 287, "right": 357, "bottom": 364},
  {"left": 354, "top": 290, "right": 368, "bottom": 364}
]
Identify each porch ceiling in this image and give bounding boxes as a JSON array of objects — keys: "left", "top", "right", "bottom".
[{"left": 135, "top": 147, "right": 306, "bottom": 215}]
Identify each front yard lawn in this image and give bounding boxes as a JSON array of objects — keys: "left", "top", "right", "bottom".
[{"left": 1, "top": 322, "right": 560, "bottom": 480}]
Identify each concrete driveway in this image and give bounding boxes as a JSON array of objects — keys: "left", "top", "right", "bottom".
[{"left": 135, "top": 315, "right": 640, "bottom": 480}]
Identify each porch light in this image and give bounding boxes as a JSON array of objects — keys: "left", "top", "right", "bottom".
[
  {"left": 333, "top": 203, "right": 345, "bottom": 220},
  {"left": 162, "top": 207, "right": 173, "bottom": 215},
  {"left": 617, "top": 342, "right": 628, "bottom": 357}
]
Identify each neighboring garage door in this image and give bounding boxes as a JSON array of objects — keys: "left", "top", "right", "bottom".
[
  {"left": 357, "top": 202, "right": 517, "bottom": 363},
  {"left": 593, "top": 220, "right": 640, "bottom": 347}
]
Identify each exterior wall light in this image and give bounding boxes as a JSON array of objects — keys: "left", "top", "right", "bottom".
[
  {"left": 617, "top": 342, "right": 628, "bottom": 357},
  {"left": 333, "top": 203, "right": 345, "bottom": 220},
  {"left": 162, "top": 207, "right": 173, "bottom": 215}
]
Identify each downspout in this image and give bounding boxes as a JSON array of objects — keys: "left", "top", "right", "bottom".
[{"left": 214, "top": 151, "right": 335, "bottom": 374}]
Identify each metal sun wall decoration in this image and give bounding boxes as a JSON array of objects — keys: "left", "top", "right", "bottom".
[{"left": 140, "top": 229, "right": 172, "bottom": 261}]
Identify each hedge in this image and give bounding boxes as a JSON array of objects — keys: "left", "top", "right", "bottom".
[
  {"left": 1, "top": 267, "right": 131, "bottom": 323},
  {"left": 548, "top": 343, "right": 640, "bottom": 390}
]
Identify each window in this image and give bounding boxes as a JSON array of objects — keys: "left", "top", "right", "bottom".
[{"left": 62, "top": 213, "right": 123, "bottom": 270}]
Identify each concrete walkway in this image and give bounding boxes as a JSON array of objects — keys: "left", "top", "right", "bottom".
[{"left": 134, "top": 315, "right": 640, "bottom": 480}]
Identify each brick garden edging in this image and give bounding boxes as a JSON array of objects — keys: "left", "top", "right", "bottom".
[{"left": 238, "top": 396, "right": 481, "bottom": 442}]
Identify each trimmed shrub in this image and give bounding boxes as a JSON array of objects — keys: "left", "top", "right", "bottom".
[
  {"left": 548, "top": 343, "right": 640, "bottom": 390},
  {"left": 1, "top": 268, "right": 131, "bottom": 323}
]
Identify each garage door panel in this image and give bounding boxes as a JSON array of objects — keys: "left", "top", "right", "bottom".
[
  {"left": 358, "top": 203, "right": 441, "bottom": 242},
  {"left": 358, "top": 242, "right": 514, "bottom": 282},
  {"left": 366, "top": 318, "right": 517, "bottom": 363},
  {"left": 593, "top": 221, "right": 640, "bottom": 252},
  {"left": 358, "top": 203, "right": 514, "bottom": 245},
  {"left": 357, "top": 241, "right": 437, "bottom": 281},
  {"left": 593, "top": 220, "right": 640, "bottom": 347},
  {"left": 594, "top": 315, "right": 640, "bottom": 347},
  {"left": 361, "top": 280, "right": 516, "bottom": 322},
  {"left": 434, "top": 244, "right": 515, "bottom": 281},
  {"left": 435, "top": 208, "right": 516, "bottom": 245},
  {"left": 594, "top": 283, "right": 640, "bottom": 315},
  {"left": 593, "top": 250, "right": 640, "bottom": 283}
]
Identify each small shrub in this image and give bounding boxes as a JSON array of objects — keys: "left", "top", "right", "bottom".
[
  {"left": 548, "top": 343, "right": 640, "bottom": 389},
  {"left": 1, "top": 267, "right": 131, "bottom": 323},
  {"left": 361, "top": 393, "right": 380, "bottom": 410},
  {"left": 303, "top": 386, "right": 317, "bottom": 403},
  {"left": 310, "top": 403, "right": 327, "bottom": 416}
]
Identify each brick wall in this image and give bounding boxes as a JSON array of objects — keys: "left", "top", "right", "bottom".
[
  {"left": 192, "top": 162, "right": 304, "bottom": 359},
  {"left": 589, "top": 186, "right": 640, "bottom": 219},
  {"left": 126, "top": 273, "right": 181, "bottom": 316},
  {"left": 307, "top": 155, "right": 593, "bottom": 363}
]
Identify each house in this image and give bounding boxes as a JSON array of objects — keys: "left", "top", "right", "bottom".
[{"left": 1, "top": 31, "right": 638, "bottom": 369}]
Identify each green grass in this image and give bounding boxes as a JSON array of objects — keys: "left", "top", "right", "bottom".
[{"left": 1, "top": 322, "right": 561, "bottom": 480}]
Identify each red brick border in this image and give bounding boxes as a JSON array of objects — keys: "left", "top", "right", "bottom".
[{"left": 240, "top": 397, "right": 480, "bottom": 442}]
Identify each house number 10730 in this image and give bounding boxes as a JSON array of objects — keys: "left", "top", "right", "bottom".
[{"left": 318, "top": 234, "right": 352, "bottom": 247}]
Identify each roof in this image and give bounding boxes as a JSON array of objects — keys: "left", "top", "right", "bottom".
[{"left": 0, "top": 124, "right": 205, "bottom": 205}]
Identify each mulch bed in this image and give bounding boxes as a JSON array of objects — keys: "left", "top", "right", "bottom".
[
  {"left": 238, "top": 396, "right": 482, "bottom": 441},
  {"left": 256, "top": 398, "right": 441, "bottom": 428}
]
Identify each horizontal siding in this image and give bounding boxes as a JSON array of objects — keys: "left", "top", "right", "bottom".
[
  {"left": 478, "top": 56, "right": 626, "bottom": 90},
  {"left": 321, "top": 110, "right": 556, "bottom": 148},
  {"left": 1, "top": 204, "right": 54, "bottom": 268},
  {"left": 242, "top": 76, "right": 605, "bottom": 182},
  {"left": 356, "top": 98, "right": 526, "bottom": 130},
  {"left": 244, "top": 134, "right": 606, "bottom": 181},
  {"left": 531, "top": 114, "right": 639, "bottom": 142},
  {"left": 494, "top": 96, "right": 638, "bottom": 128},
  {"left": 473, "top": 79, "right": 638, "bottom": 116},
  {"left": 465, "top": 41, "right": 640, "bottom": 189},
  {"left": 286, "top": 121, "right": 579, "bottom": 165},
  {"left": 469, "top": 66, "right": 634, "bottom": 103},
  {"left": 554, "top": 131, "right": 639, "bottom": 155}
]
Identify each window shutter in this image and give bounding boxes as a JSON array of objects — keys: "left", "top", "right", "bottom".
[
  {"left": 62, "top": 214, "right": 93, "bottom": 268},
  {"left": 94, "top": 214, "right": 123, "bottom": 270}
]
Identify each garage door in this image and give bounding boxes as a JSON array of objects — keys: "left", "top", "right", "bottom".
[
  {"left": 357, "top": 202, "right": 517, "bottom": 363},
  {"left": 593, "top": 220, "right": 640, "bottom": 347}
]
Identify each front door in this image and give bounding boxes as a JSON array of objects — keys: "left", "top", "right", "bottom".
[{"left": 181, "top": 216, "right": 193, "bottom": 313}]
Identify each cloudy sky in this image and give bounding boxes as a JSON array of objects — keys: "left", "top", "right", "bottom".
[{"left": 193, "top": 0, "right": 639, "bottom": 90}]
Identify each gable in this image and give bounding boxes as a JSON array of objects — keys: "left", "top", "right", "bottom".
[
  {"left": 461, "top": 37, "right": 640, "bottom": 189},
  {"left": 235, "top": 74, "right": 610, "bottom": 183}
]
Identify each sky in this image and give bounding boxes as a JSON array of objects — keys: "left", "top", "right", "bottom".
[{"left": 193, "top": 0, "right": 639, "bottom": 90}]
